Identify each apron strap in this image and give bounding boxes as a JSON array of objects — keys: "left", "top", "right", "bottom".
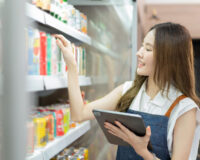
[{"left": 165, "top": 95, "right": 187, "bottom": 117}]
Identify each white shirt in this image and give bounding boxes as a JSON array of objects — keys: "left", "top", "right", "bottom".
[{"left": 122, "top": 81, "right": 200, "bottom": 159}]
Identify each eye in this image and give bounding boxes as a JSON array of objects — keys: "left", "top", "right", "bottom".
[{"left": 146, "top": 48, "right": 152, "bottom": 51}]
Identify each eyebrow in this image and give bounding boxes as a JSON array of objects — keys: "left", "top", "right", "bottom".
[{"left": 143, "top": 42, "right": 153, "bottom": 47}]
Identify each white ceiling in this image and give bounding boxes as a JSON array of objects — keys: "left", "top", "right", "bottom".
[{"left": 145, "top": 0, "right": 200, "bottom": 4}]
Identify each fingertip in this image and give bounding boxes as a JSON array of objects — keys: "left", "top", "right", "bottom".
[
  {"left": 56, "top": 39, "right": 62, "bottom": 48},
  {"left": 146, "top": 126, "right": 151, "bottom": 135},
  {"left": 52, "top": 34, "right": 58, "bottom": 37},
  {"left": 56, "top": 39, "right": 59, "bottom": 43}
]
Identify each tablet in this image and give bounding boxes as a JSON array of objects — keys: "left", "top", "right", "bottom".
[{"left": 93, "top": 109, "right": 152, "bottom": 150}]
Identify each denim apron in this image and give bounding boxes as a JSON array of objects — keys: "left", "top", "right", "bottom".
[{"left": 116, "top": 95, "right": 186, "bottom": 160}]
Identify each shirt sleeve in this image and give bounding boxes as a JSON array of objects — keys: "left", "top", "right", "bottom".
[
  {"left": 167, "top": 97, "right": 200, "bottom": 159},
  {"left": 122, "top": 81, "right": 133, "bottom": 96}
]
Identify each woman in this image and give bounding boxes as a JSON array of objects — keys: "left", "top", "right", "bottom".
[{"left": 54, "top": 22, "right": 200, "bottom": 160}]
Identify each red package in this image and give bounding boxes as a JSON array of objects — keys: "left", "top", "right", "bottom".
[
  {"left": 56, "top": 109, "right": 64, "bottom": 136},
  {"left": 40, "top": 32, "right": 47, "bottom": 75},
  {"left": 48, "top": 108, "right": 64, "bottom": 136}
]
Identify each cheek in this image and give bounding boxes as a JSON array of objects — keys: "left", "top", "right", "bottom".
[
  {"left": 146, "top": 55, "right": 155, "bottom": 67},
  {"left": 137, "top": 53, "right": 155, "bottom": 76}
]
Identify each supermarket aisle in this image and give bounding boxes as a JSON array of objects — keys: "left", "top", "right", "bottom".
[
  {"left": 0, "top": 0, "right": 200, "bottom": 160},
  {"left": 1, "top": 0, "right": 135, "bottom": 159}
]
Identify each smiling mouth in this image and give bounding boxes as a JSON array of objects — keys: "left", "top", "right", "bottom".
[{"left": 138, "top": 62, "right": 145, "bottom": 68}]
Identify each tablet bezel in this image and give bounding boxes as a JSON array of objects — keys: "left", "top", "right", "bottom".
[{"left": 92, "top": 109, "right": 146, "bottom": 146}]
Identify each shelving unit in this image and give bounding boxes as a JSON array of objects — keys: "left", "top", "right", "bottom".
[
  {"left": 44, "top": 12, "right": 91, "bottom": 45},
  {"left": 26, "top": 76, "right": 44, "bottom": 92},
  {"left": 92, "top": 76, "right": 107, "bottom": 85},
  {"left": 26, "top": 3, "right": 119, "bottom": 60},
  {"left": 78, "top": 76, "right": 92, "bottom": 86},
  {"left": 24, "top": 2, "right": 120, "bottom": 93},
  {"left": 26, "top": 150, "right": 43, "bottom": 160},
  {"left": 26, "top": 3, "right": 91, "bottom": 45},
  {"left": 0, "top": 1, "right": 136, "bottom": 160},
  {"left": 26, "top": 75, "right": 92, "bottom": 91},
  {"left": 26, "top": 3, "right": 45, "bottom": 24},
  {"left": 26, "top": 121, "right": 91, "bottom": 160},
  {"left": 43, "top": 75, "right": 67, "bottom": 90},
  {"left": 92, "top": 40, "right": 119, "bottom": 60},
  {"left": 0, "top": 75, "right": 109, "bottom": 92}
]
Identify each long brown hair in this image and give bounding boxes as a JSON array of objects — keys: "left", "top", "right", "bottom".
[{"left": 116, "top": 22, "right": 200, "bottom": 112}]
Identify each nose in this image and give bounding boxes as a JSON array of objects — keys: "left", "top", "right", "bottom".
[{"left": 136, "top": 47, "right": 144, "bottom": 58}]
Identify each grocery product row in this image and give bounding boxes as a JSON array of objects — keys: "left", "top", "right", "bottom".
[
  {"left": 51, "top": 147, "right": 88, "bottom": 160},
  {"left": 26, "top": 3, "right": 119, "bottom": 59},
  {"left": 26, "top": 28, "right": 86, "bottom": 76},
  {"left": 26, "top": 121, "right": 90, "bottom": 160},
  {"left": 24, "top": 27, "right": 90, "bottom": 91},
  {"left": 26, "top": 3, "right": 91, "bottom": 45},
  {"left": 30, "top": 0, "right": 87, "bottom": 34},
  {"left": 26, "top": 101, "right": 91, "bottom": 160},
  {"left": 27, "top": 104, "right": 71, "bottom": 155}
]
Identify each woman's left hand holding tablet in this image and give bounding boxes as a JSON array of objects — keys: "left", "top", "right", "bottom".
[{"left": 104, "top": 121, "right": 154, "bottom": 160}]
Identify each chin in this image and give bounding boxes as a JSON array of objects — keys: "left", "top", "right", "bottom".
[{"left": 136, "top": 68, "right": 148, "bottom": 76}]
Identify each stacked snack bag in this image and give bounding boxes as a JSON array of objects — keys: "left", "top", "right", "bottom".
[
  {"left": 25, "top": 28, "right": 87, "bottom": 76},
  {"left": 51, "top": 147, "right": 89, "bottom": 160},
  {"left": 31, "top": 0, "right": 87, "bottom": 34},
  {"left": 26, "top": 91, "right": 87, "bottom": 155},
  {"left": 26, "top": 104, "right": 71, "bottom": 155}
]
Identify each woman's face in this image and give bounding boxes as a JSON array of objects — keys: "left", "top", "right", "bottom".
[{"left": 136, "top": 30, "right": 155, "bottom": 77}]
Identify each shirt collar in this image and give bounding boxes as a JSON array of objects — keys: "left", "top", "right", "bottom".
[{"left": 140, "top": 80, "right": 180, "bottom": 108}]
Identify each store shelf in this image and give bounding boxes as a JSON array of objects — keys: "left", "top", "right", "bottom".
[
  {"left": 92, "top": 76, "right": 107, "bottom": 84},
  {"left": 26, "top": 121, "right": 90, "bottom": 160},
  {"left": 26, "top": 150, "right": 43, "bottom": 160},
  {"left": 26, "top": 75, "right": 92, "bottom": 91},
  {"left": 26, "top": 76, "right": 44, "bottom": 92},
  {"left": 43, "top": 75, "right": 67, "bottom": 90},
  {"left": 43, "top": 121, "right": 90, "bottom": 160},
  {"left": 25, "top": 3, "right": 121, "bottom": 60},
  {"left": 44, "top": 75, "right": 92, "bottom": 90},
  {"left": 44, "top": 13, "right": 92, "bottom": 45},
  {"left": 26, "top": 3, "right": 45, "bottom": 24},
  {"left": 92, "top": 76, "right": 119, "bottom": 85},
  {"left": 79, "top": 76, "right": 92, "bottom": 86},
  {"left": 26, "top": 3, "right": 91, "bottom": 45},
  {"left": 92, "top": 40, "right": 119, "bottom": 60}
]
